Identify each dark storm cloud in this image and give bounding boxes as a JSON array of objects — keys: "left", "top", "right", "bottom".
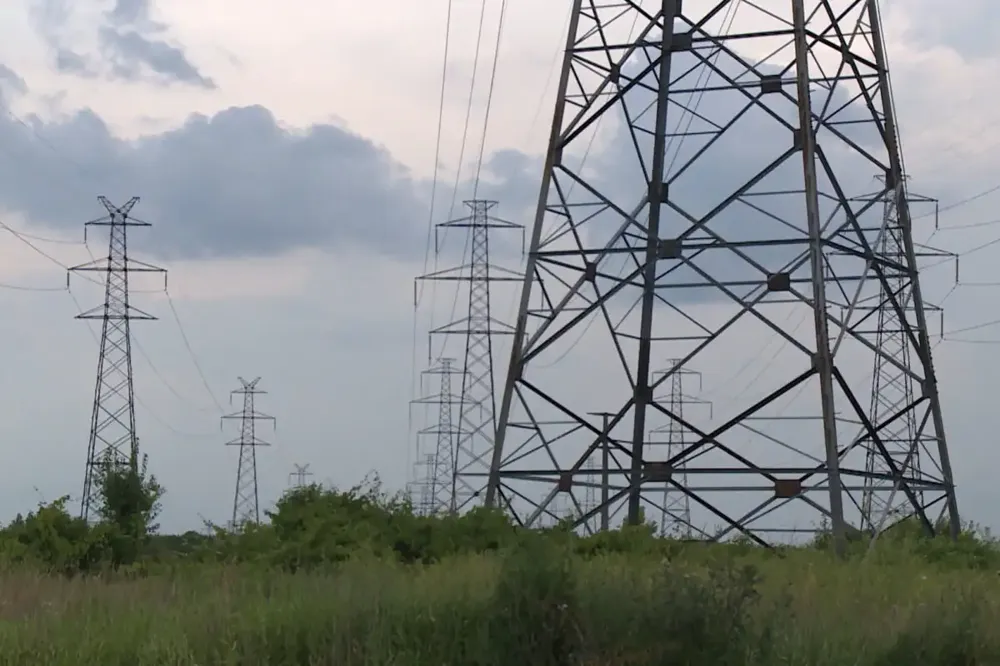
[{"left": 0, "top": 105, "right": 439, "bottom": 259}]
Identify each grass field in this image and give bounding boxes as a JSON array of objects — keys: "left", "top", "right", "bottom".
[{"left": 1, "top": 543, "right": 998, "bottom": 665}]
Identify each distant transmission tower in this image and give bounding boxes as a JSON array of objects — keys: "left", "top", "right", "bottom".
[
  {"left": 860, "top": 181, "right": 949, "bottom": 533},
  {"left": 416, "top": 201, "right": 523, "bottom": 510},
  {"left": 408, "top": 453, "right": 439, "bottom": 515},
  {"left": 485, "top": 1, "right": 960, "bottom": 555},
  {"left": 222, "top": 377, "right": 275, "bottom": 527},
  {"left": 410, "top": 357, "right": 463, "bottom": 513},
  {"left": 288, "top": 463, "right": 313, "bottom": 489},
  {"left": 69, "top": 196, "right": 166, "bottom": 520},
  {"left": 647, "top": 361, "right": 712, "bottom": 538}
]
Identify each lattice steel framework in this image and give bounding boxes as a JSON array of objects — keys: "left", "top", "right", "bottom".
[
  {"left": 416, "top": 201, "right": 523, "bottom": 510},
  {"left": 69, "top": 196, "right": 166, "bottom": 521},
  {"left": 859, "top": 183, "right": 948, "bottom": 533},
  {"left": 409, "top": 453, "right": 439, "bottom": 515},
  {"left": 410, "top": 357, "right": 463, "bottom": 514},
  {"left": 222, "top": 377, "right": 275, "bottom": 527},
  {"left": 648, "top": 361, "right": 712, "bottom": 537},
  {"left": 484, "top": 0, "right": 960, "bottom": 554},
  {"left": 288, "top": 463, "right": 313, "bottom": 489}
]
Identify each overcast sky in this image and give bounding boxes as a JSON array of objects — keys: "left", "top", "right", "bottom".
[{"left": 0, "top": 0, "right": 999, "bottom": 534}]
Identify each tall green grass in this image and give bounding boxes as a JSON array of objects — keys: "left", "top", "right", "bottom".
[{"left": 0, "top": 543, "right": 998, "bottom": 665}]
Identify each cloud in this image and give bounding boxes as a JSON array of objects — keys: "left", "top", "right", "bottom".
[
  {"left": 28, "top": 0, "right": 214, "bottom": 89},
  {"left": 0, "top": 65, "right": 27, "bottom": 98},
  {"left": 98, "top": 0, "right": 215, "bottom": 89},
  {"left": 0, "top": 10, "right": 971, "bottom": 277},
  {"left": 890, "top": 0, "right": 1000, "bottom": 61},
  {"left": 0, "top": 105, "right": 431, "bottom": 259}
]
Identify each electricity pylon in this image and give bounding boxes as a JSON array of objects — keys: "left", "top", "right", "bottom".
[
  {"left": 484, "top": 0, "right": 959, "bottom": 555},
  {"left": 859, "top": 182, "right": 950, "bottom": 533},
  {"left": 288, "top": 463, "right": 313, "bottom": 489},
  {"left": 222, "top": 377, "right": 275, "bottom": 527},
  {"left": 416, "top": 200, "right": 523, "bottom": 511},
  {"left": 409, "top": 357, "right": 463, "bottom": 513},
  {"left": 647, "top": 361, "right": 712, "bottom": 538},
  {"left": 409, "top": 453, "right": 439, "bottom": 515},
  {"left": 69, "top": 196, "right": 166, "bottom": 520}
]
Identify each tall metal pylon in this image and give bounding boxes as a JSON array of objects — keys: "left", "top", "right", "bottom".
[
  {"left": 485, "top": 0, "right": 960, "bottom": 554},
  {"left": 647, "top": 361, "right": 712, "bottom": 538},
  {"left": 222, "top": 377, "right": 275, "bottom": 527},
  {"left": 416, "top": 200, "right": 523, "bottom": 511},
  {"left": 859, "top": 181, "right": 949, "bottom": 533},
  {"left": 408, "top": 453, "right": 439, "bottom": 515},
  {"left": 288, "top": 463, "right": 313, "bottom": 489},
  {"left": 409, "top": 357, "right": 463, "bottom": 513},
  {"left": 69, "top": 196, "right": 166, "bottom": 521}
]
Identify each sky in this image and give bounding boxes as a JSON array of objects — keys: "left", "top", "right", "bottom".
[{"left": 0, "top": 0, "right": 999, "bottom": 535}]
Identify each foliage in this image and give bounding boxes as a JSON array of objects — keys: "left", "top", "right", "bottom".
[
  {"left": 0, "top": 450, "right": 163, "bottom": 573},
  {"left": 92, "top": 451, "right": 164, "bottom": 568},
  {"left": 0, "top": 496, "right": 109, "bottom": 575},
  {"left": 1, "top": 470, "right": 1000, "bottom": 663}
]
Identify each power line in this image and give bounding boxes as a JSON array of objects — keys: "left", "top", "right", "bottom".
[
  {"left": 163, "top": 289, "right": 225, "bottom": 413},
  {"left": 471, "top": 0, "right": 508, "bottom": 198},
  {"left": 916, "top": 182, "right": 1000, "bottom": 220},
  {"left": 67, "top": 266, "right": 214, "bottom": 440},
  {"left": 131, "top": 331, "right": 218, "bottom": 414},
  {"left": 0, "top": 280, "right": 66, "bottom": 292},
  {"left": 433, "top": 0, "right": 511, "bottom": 363},
  {"left": 410, "top": 0, "right": 457, "bottom": 483},
  {"left": 415, "top": 0, "right": 456, "bottom": 310},
  {"left": 423, "top": 0, "right": 493, "bottom": 364}
]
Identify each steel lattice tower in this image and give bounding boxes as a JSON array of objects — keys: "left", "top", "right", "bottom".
[
  {"left": 69, "top": 196, "right": 166, "bottom": 521},
  {"left": 409, "top": 453, "right": 439, "bottom": 515},
  {"left": 222, "top": 377, "right": 275, "bottom": 527},
  {"left": 288, "top": 463, "right": 313, "bottom": 489},
  {"left": 859, "top": 181, "right": 945, "bottom": 533},
  {"left": 410, "top": 357, "right": 463, "bottom": 513},
  {"left": 647, "top": 361, "right": 711, "bottom": 538},
  {"left": 416, "top": 201, "right": 523, "bottom": 511},
  {"left": 485, "top": 0, "right": 960, "bottom": 554}
]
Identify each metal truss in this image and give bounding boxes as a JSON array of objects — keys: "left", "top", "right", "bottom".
[
  {"left": 409, "top": 357, "right": 463, "bottom": 514},
  {"left": 860, "top": 183, "right": 952, "bottom": 533},
  {"left": 222, "top": 377, "right": 275, "bottom": 527},
  {"left": 416, "top": 200, "right": 523, "bottom": 510},
  {"left": 484, "top": 0, "right": 960, "bottom": 553},
  {"left": 288, "top": 463, "right": 313, "bottom": 489},
  {"left": 648, "top": 361, "right": 712, "bottom": 537},
  {"left": 69, "top": 196, "right": 166, "bottom": 521}
]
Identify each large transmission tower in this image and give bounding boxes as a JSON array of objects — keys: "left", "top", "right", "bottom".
[
  {"left": 647, "top": 361, "right": 712, "bottom": 538},
  {"left": 409, "top": 357, "right": 462, "bottom": 514},
  {"left": 860, "top": 182, "right": 946, "bottom": 533},
  {"left": 416, "top": 200, "right": 523, "bottom": 510},
  {"left": 485, "top": 0, "right": 959, "bottom": 554},
  {"left": 222, "top": 377, "right": 275, "bottom": 527},
  {"left": 69, "top": 196, "right": 166, "bottom": 520}
]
